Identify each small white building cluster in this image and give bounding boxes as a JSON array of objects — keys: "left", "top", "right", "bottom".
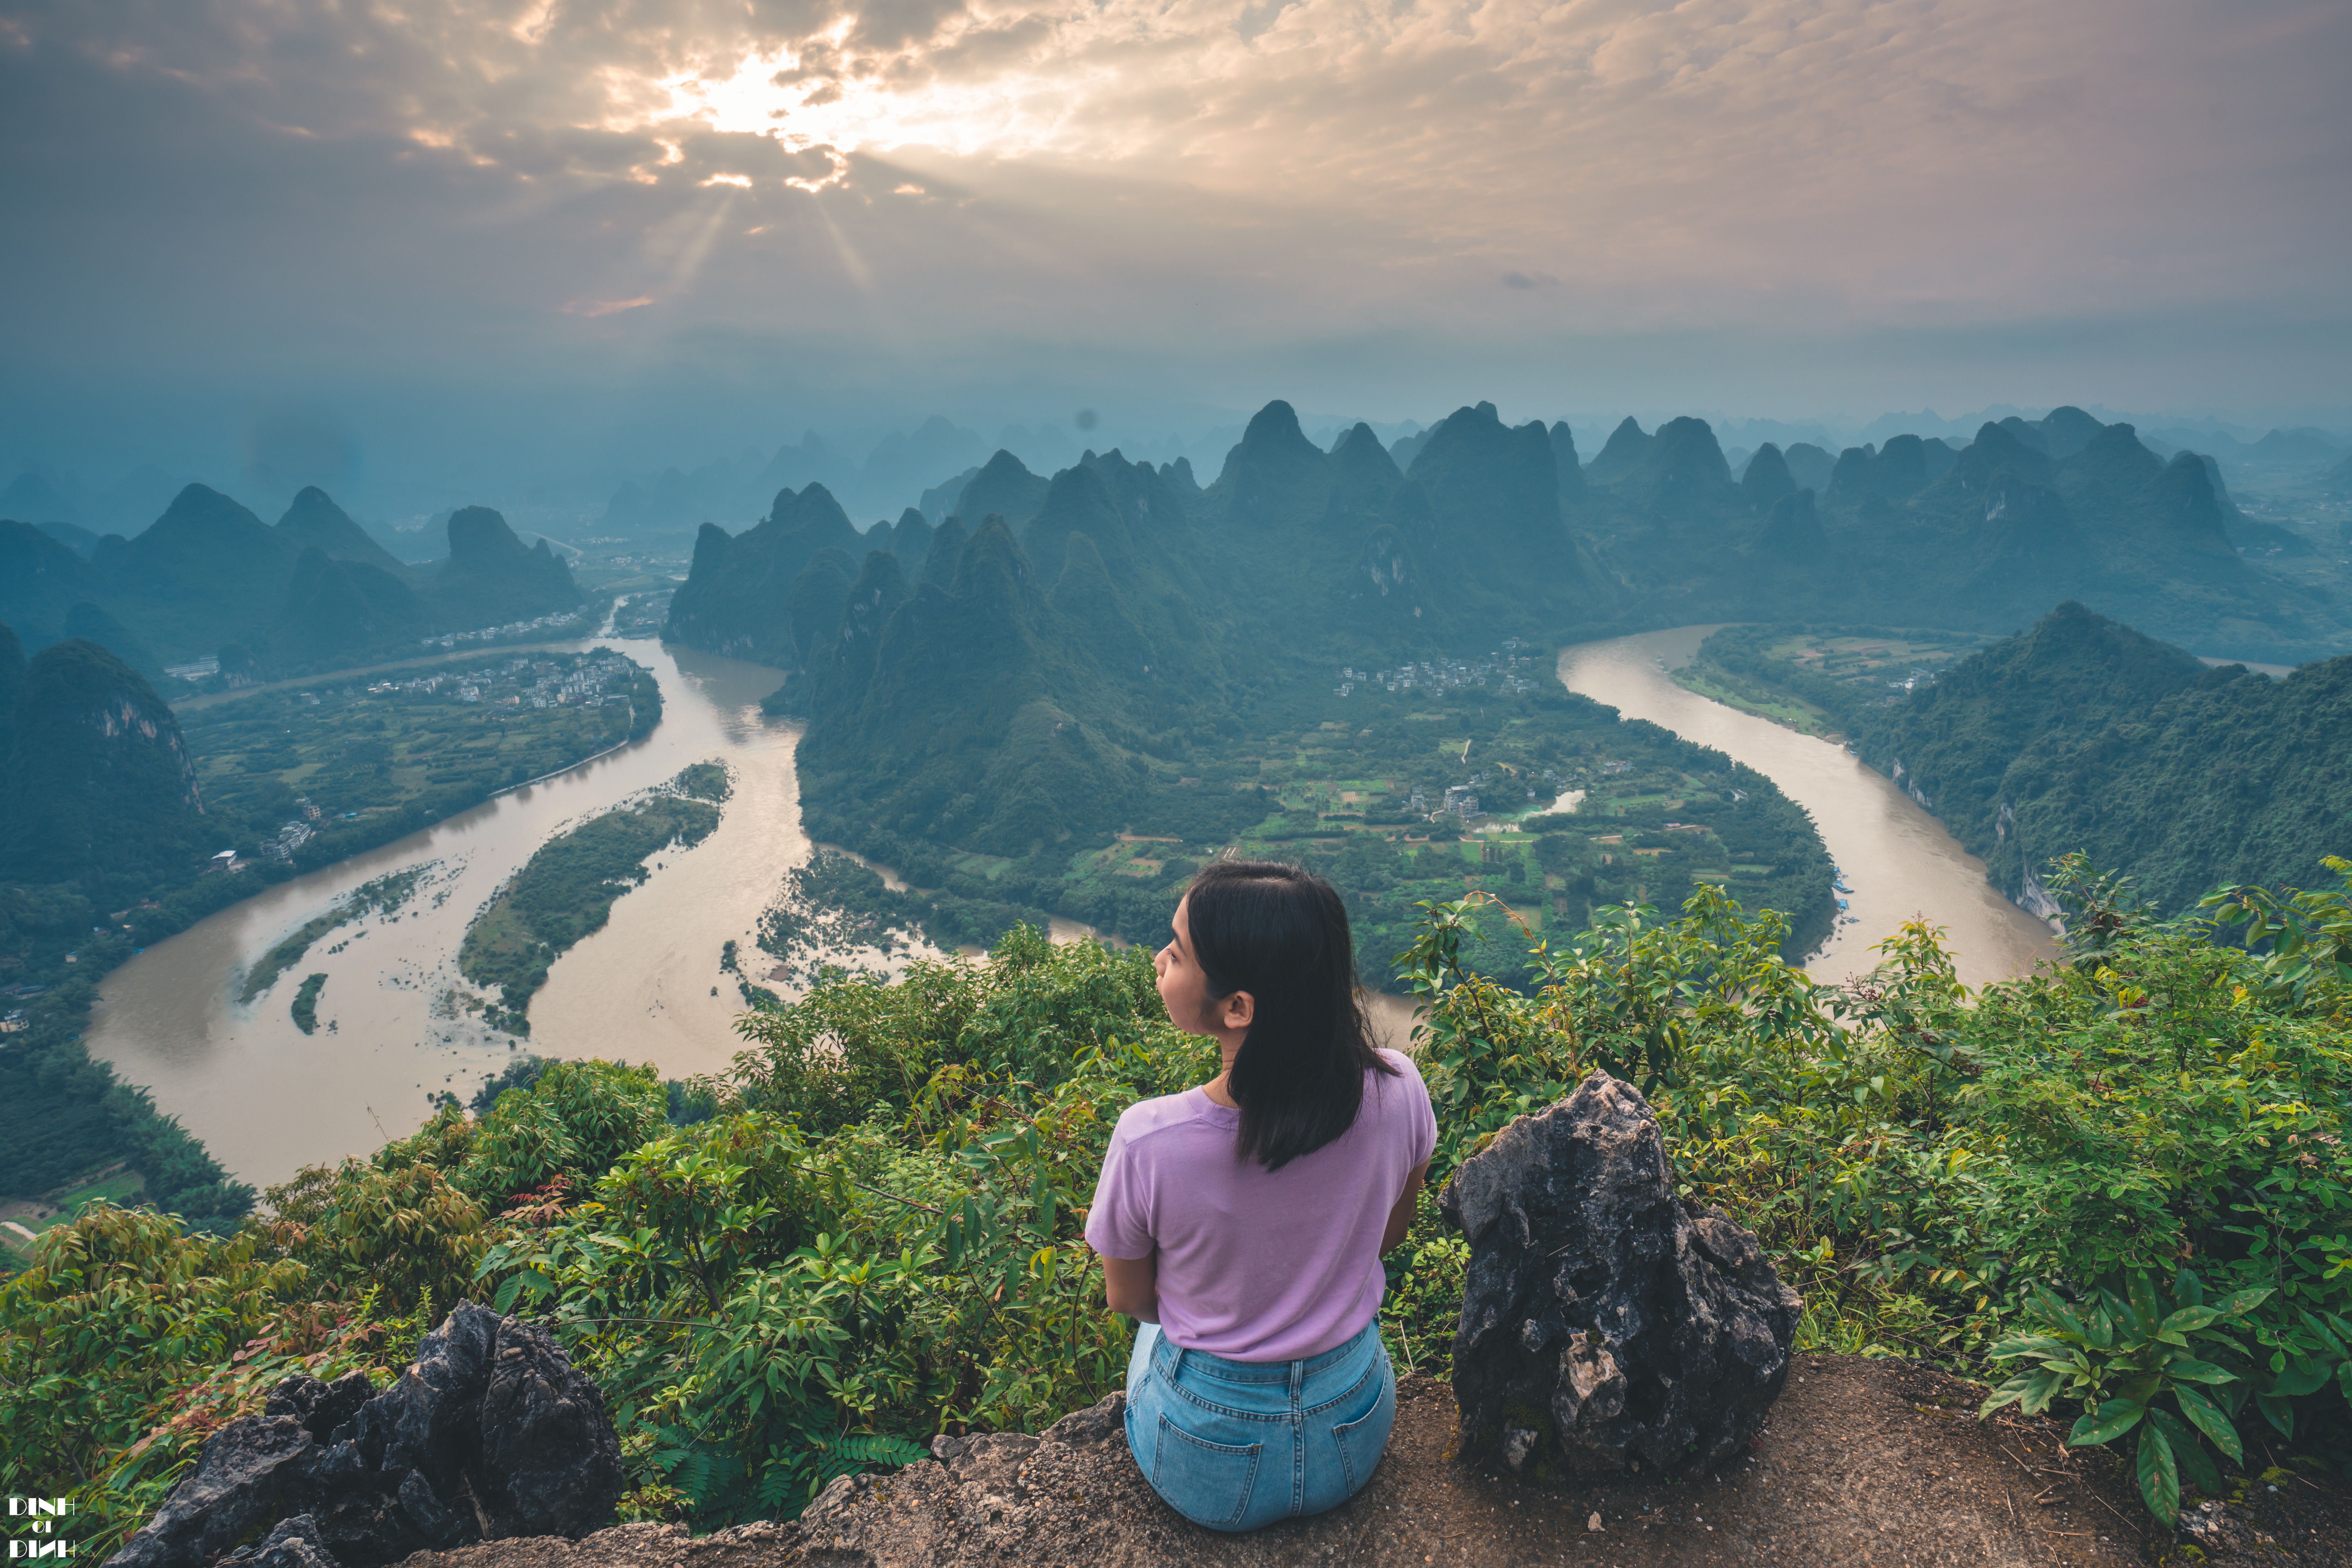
[
  {"left": 1340, "top": 643, "right": 1542, "bottom": 698},
  {"left": 418, "top": 609, "right": 589, "bottom": 650}
]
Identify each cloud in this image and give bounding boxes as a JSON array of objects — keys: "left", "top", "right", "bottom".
[
  {"left": 561, "top": 296, "right": 658, "bottom": 317},
  {"left": 1, "top": 0, "right": 2347, "bottom": 415}
]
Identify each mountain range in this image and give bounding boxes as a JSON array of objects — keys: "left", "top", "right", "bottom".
[
  {"left": 0, "top": 485, "right": 581, "bottom": 674},
  {"left": 659, "top": 396, "right": 2346, "bottom": 874}
]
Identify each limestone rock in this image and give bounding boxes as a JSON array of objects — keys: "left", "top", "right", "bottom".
[
  {"left": 1438, "top": 1071, "right": 1800, "bottom": 1476},
  {"left": 218, "top": 1514, "right": 339, "bottom": 1568},
  {"left": 103, "top": 1416, "right": 319, "bottom": 1568},
  {"left": 104, "top": 1306, "right": 622, "bottom": 1568}
]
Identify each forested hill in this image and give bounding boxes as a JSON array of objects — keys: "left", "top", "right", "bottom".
[
  {"left": 1861, "top": 601, "right": 2352, "bottom": 915},
  {"left": 0, "top": 485, "right": 581, "bottom": 677}
]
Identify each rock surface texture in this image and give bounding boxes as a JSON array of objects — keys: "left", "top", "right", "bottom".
[
  {"left": 105, "top": 1304, "right": 623, "bottom": 1568},
  {"left": 1438, "top": 1071, "right": 1802, "bottom": 1476},
  {"left": 382, "top": 1359, "right": 2320, "bottom": 1566}
]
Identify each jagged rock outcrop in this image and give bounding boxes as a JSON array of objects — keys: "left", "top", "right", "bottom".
[
  {"left": 1439, "top": 1072, "right": 1800, "bottom": 1478},
  {"left": 105, "top": 1305, "right": 621, "bottom": 1568}
]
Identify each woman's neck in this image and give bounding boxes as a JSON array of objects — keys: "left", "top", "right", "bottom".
[{"left": 1201, "top": 1040, "right": 1241, "bottom": 1108}]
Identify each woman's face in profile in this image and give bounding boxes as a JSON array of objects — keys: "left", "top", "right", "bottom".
[{"left": 1155, "top": 894, "right": 1218, "bottom": 1036}]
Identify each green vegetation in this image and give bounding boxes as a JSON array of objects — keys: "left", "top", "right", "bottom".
[
  {"left": 9, "top": 857, "right": 2350, "bottom": 1547},
  {"left": 289, "top": 973, "right": 328, "bottom": 1034},
  {"left": 685, "top": 402, "right": 2342, "bottom": 984},
  {"left": 1, "top": 633, "right": 265, "bottom": 1229},
  {"left": 1671, "top": 623, "right": 1992, "bottom": 737},
  {"left": 0, "top": 634, "right": 661, "bottom": 1226},
  {"left": 1691, "top": 606, "right": 2352, "bottom": 917},
  {"left": 459, "top": 763, "right": 731, "bottom": 1032},
  {"left": 797, "top": 679, "right": 1834, "bottom": 981},
  {"left": 181, "top": 647, "right": 658, "bottom": 870}
]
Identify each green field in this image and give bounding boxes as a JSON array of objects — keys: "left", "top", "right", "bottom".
[
  {"left": 179, "top": 648, "right": 661, "bottom": 867},
  {"left": 785, "top": 679, "right": 1835, "bottom": 985},
  {"left": 1671, "top": 624, "right": 1994, "bottom": 740}
]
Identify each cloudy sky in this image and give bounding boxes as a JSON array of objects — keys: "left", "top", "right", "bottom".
[{"left": 3, "top": 0, "right": 2347, "bottom": 499}]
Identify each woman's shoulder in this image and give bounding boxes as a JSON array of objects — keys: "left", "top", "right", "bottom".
[
  {"left": 1372, "top": 1047, "right": 1425, "bottom": 1084},
  {"left": 1112, "top": 1084, "right": 1225, "bottom": 1146}
]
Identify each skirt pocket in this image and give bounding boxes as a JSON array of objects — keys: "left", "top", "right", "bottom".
[{"left": 1151, "top": 1411, "right": 1264, "bottom": 1530}]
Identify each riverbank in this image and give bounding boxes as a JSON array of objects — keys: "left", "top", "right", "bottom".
[
  {"left": 83, "top": 639, "right": 812, "bottom": 1189},
  {"left": 1558, "top": 628, "right": 2056, "bottom": 989},
  {"left": 78, "top": 624, "right": 2049, "bottom": 1193}
]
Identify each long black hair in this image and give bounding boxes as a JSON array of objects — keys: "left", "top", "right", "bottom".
[{"left": 1184, "top": 859, "right": 1398, "bottom": 1171}]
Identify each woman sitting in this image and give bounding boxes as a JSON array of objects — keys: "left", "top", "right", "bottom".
[{"left": 1084, "top": 860, "right": 1436, "bottom": 1531}]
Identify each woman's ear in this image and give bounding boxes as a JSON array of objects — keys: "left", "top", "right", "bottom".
[{"left": 1221, "top": 989, "right": 1256, "bottom": 1032}]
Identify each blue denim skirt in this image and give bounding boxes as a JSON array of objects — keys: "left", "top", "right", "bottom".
[{"left": 1122, "top": 1317, "right": 1396, "bottom": 1532}]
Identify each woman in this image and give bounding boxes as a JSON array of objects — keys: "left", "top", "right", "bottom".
[{"left": 1084, "top": 860, "right": 1435, "bottom": 1531}]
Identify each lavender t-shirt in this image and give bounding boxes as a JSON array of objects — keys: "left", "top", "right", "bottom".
[{"left": 1084, "top": 1049, "right": 1437, "bottom": 1362}]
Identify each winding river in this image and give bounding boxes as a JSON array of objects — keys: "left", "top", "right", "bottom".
[
  {"left": 89, "top": 624, "right": 2055, "bottom": 1188},
  {"left": 1557, "top": 628, "right": 2057, "bottom": 987}
]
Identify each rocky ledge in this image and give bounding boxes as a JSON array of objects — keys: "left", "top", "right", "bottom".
[{"left": 386, "top": 1356, "right": 2350, "bottom": 1568}]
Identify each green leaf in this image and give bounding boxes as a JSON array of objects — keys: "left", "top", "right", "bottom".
[
  {"left": 2069, "top": 1397, "right": 2147, "bottom": 1448},
  {"left": 2031, "top": 1287, "right": 2085, "bottom": 1340},
  {"left": 2222, "top": 1287, "right": 2274, "bottom": 1317},
  {"left": 2151, "top": 1407, "right": 2221, "bottom": 1495},
  {"left": 2170, "top": 1386, "right": 2242, "bottom": 1466},
  {"left": 2165, "top": 1357, "right": 2236, "bottom": 1386},
  {"left": 2255, "top": 1393, "right": 2296, "bottom": 1439},
  {"left": 2269, "top": 1358, "right": 2332, "bottom": 1398},
  {"left": 2161, "top": 1305, "right": 2223, "bottom": 1335},
  {"left": 2136, "top": 1423, "right": 2180, "bottom": 1524}
]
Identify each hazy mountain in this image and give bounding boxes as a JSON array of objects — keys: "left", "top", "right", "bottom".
[
  {"left": 60, "top": 601, "right": 169, "bottom": 687},
  {"left": 952, "top": 451, "right": 1051, "bottom": 529},
  {"left": 1781, "top": 443, "right": 1835, "bottom": 492},
  {"left": 0, "top": 521, "right": 112, "bottom": 645},
  {"left": 664, "top": 484, "right": 865, "bottom": 665},
  {"left": 1581, "top": 417, "right": 1653, "bottom": 488},
  {"left": 1, "top": 471, "right": 81, "bottom": 525},
  {"left": 1577, "top": 412, "right": 2338, "bottom": 664},
  {"left": 860, "top": 416, "right": 990, "bottom": 514},
  {"left": 918, "top": 467, "right": 979, "bottom": 524},
  {"left": 108, "top": 484, "right": 300, "bottom": 654},
  {"left": 428, "top": 505, "right": 583, "bottom": 631},
  {"left": 275, "top": 485, "right": 408, "bottom": 574},
  {"left": 273, "top": 547, "right": 430, "bottom": 665},
  {"left": 37, "top": 520, "right": 103, "bottom": 557},
  {"left": 1860, "top": 601, "right": 2352, "bottom": 915},
  {"left": 1741, "top": 444, "right": 1797, "bottom": 514},
  {"left": 0, "top": 633, "right": 209, "bottom": 887}
]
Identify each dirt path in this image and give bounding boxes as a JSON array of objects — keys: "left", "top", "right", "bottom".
[{"left": 396, "top": 1356, "right": 2348, "bottom": 1568}]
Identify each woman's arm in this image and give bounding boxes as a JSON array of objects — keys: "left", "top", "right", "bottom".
[
  {"left": 1101, "top": 1251, "right": 1160, "bottom": 1323},
  {"left": 1380, "top": 1160, "right": 1431, "bottom": 1255}
]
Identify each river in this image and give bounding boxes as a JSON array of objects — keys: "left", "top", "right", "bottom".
[
  {"left": 89, "top": 624, "right": 2054, "bottom": 1189},
  {"left": 89, "top": 633, "right": 818, "bottom": 1189},
  {"left": 1556, "top": 627, "right": 2057, "bottom": 987}
]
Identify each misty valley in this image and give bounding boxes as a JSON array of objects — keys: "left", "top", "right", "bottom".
[{"left": 5, "top": 394, "right": 2351, "bottom": 1554}]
